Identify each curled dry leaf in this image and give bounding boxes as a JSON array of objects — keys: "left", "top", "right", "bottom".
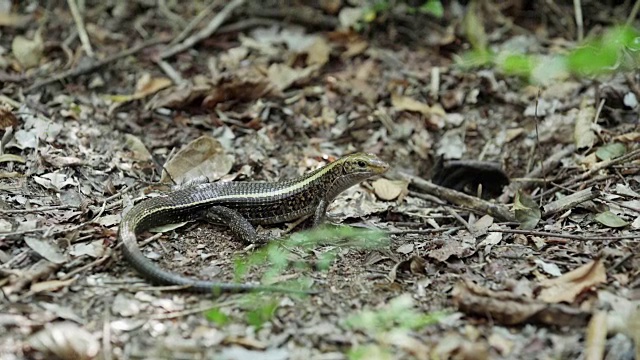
[
  {"left": 24, "top": 237, "right": 67, "bottom": 264},
  {"left": 160, "top": 136, "right": 234, "bottom": 185},
  {"left": 0, "top": 106, "right": 20, "bottom": 129},
  {"left": 388, "top": 256, "right": 426, "bottom": 282},
  {"left": 109, "top": 74, "right": 172, "bottom": 103},
  {"left": 267, "top": 63, "right": 318, "bottom": 91},
  {"left": 513, "top": 190, "right": 540, "bottom": 230},
  {"left": 452, "top": 280, "right": 591, "bottom": 327},
  {"left": 306, "top": 37, "right": 331, "bottom": 67},
  {"left": 391, "top": 93, "right": 446, "bottom": 118},
  {"left": 614, "top": 132, "right": 640, "bottom": 143},
  {"left": 11, "top": 31, "right": 44, "bottom": 69},
  {"left": 573, "top": 103, "right": 597, "bottom": 149},
  {"left": 123, "top": 134, "right": 152, "bottom": 161},
  {"left": 204, "top": 72, "right": 275, "bottom": 109},
  {"left": 537, "top": 259, "right": 606, "bottom": 303},
  {"left": 372, "top": 178, "right": 408, "bottom": 201},
  {"left": 28, "top": 322, "right": 100, "bottom": 360}
]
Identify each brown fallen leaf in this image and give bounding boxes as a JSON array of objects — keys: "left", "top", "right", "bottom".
[
  {"left": 160, "top": 136, "right": 234, "bottom": 185},
  {"left": 452, "top": 280, "right": 591, "bottom": 327},
  {"left": 585, "top": 311, "right": 607, "bottom": 360},
  {"left": 391, "top": 93, "right": 446, "bottom": 118},
  {"left": 0, "top": 106, "right": 20, "bottom": 129},
  {"left": 204, "top": 69, "right": 276, "bottom": 108},
  {"left": 146, "top": 82, "right": 212, "bottom": 110},
  {"left": 108, "top": 73, "right": 172, "bottom": 103},
  {"left": 427, "top": 234, "right": 475, "bottom": 262},
  {"left": 30, "top": 278, "right": 76, "bottom": 293},
  {"left": 574, "top": 101, "right": 598, "bottom": 150},
  {"left": 306, "top": 37, "right": 331, "bottom": 67},
  {"left": 372, "top": 178, "right": 409, "bottom": 201},
  {"left": 614, "top": 131, "right": 640, "bottom": 143},
  {"left": 28, "top": 322, "right": 100, "bottom": 360},
  {"left": 537, "top": 259, "right": 606, "bottom": 303},
  {"left": 267, "top": 63, "right": 318, "bottom": 91},
  {"left": 388, "top": 256, "right": 426, "bottom": 282}
]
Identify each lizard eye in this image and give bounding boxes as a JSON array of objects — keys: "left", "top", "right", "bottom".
[{"left": 357, "top": 160, "right": 366, "bottom": 168}]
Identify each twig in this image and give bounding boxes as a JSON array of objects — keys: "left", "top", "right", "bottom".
[
  {"left": 404, "top": 173, "right": 515, "bottom": 222},
  {"left": 542, "top": 187, "right": 600, "bottom": 217},
  {"left": 158, "top": 0, "right": 186, "bottom": 28},
  {"left": 244, "top": 5, "right": 339, "bottom": 29},
  {"left": 217, "top": 18, "right": 281, "bottom": 34},
  {"left": 627, "top": 0, "right": 640, "bottom": 26},
  {"left": 26, "top": 38, "right": 166, "bottom": 92},
  {"left": 386, "top": 226, "right": 463, "bottom": 235},
  {"left": 159, "top": 0, "right": 246, "bottom": 60},
  {"left": 67, "top": 0, "right": 94, "bottom": 57},
  {"left": 169, "top": 0, "right": 218, "bottom": 46},
  {"left": 60, "top": 251, "right": 111, "bottom": 280},
  {"left": 0, "top": 205, "right": 77, "bottom": 214},
  {"left": 444, "top": 207, "right": 473, "bottom": 233},
  {"left": 487, "top": 228, "right": 640, "bottom": 242},
  {"left": 564, "top": 148, "right": 640, "bottom": 188},
  {"left": 573, "top": 0, "right": 584, "bottom": 42},
  {"left": 156, "top": 59, "right": 184, "bottom": 84}
]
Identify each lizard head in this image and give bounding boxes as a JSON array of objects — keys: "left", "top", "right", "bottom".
[{"left": 340, "top": 152, "right": 390, "bottom": 176}]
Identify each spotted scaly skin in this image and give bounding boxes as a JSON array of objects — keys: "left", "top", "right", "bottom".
[{"left": 117, "top": 153, "right": 390, "bottom": 294}]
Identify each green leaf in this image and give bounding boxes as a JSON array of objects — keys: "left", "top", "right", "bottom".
[
  {"left": 594, "top": 211, "right": 628, "bottom": 228},
  {"left": 205, "top": 308, "right": 229, "bottom": 326},
  {"left": 514, "top": 190, "right": 541, "bottom": 230},
  {"left": 462, "top": 0, "right": 487, "bottom": 51},
  {"left": 500, "top": 53, "right": 536, "bottom": 77},
  {"left": 246, "top": 301, "right": 278, "bottom": 329},
  {"left": 595, "top": 143, "right": 626, "bottom": 161},
  {"left": 419, "top": 0, "right": 444, "bottom": 18}
]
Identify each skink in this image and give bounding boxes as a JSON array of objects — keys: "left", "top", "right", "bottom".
[{"left": 117, "top": 153, "right": 389, "bottom": 294}]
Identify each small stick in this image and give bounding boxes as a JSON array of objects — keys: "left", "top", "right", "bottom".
[
  {"left": 26, "top": 38, "right": 166, "bottom": 92},
  {"left": 0, "top": 205, "right": 76, "bottom": 214},
  {"left": 159, "top": 0, "right": 245, "bottom": 59},
  {"left": 542, "top": 187, "right": 600, "bottom": 217},
  {"left": 67, "top": 0, "right": 94, "bottom": 57},
  {"left": 488, "top": 228, "right": 640, "bottom": 242},
  {"left": 404, "top": 173, "right": 515, "bottom": 222}
]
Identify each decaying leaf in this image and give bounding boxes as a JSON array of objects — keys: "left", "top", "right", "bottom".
[
  {"left": 372, "top": 178, "right": 408, "bottom": 201},
  {"left": 306, "top": 37, "right": 331, "bottom": 67},
  {"left": 160, "top": 135, "right": 234, "bottom": 185},
  {"left": 452, "top": 280, "right": 591, "bottom": 326},
  {"left": 428, "top": 234, "right": 475, "bottom": 262},
  {"left": 595, "top": 142, "right": 626, "bottom": 161},
  {"left": 33, "top": 172, "right": 78, "bottom": 191},
  {"left": 108, "top": 74, "right": 172, "bottom": 103},
  {"left": 146, "top": 82, "right": 211, "bottom": 110},
  {"left": 0, "top": 106, "right": 20, "bottom": 129},
  {"left": 594, "top": 210, "right": 628, "bottom": 228},
  {"left": 388, "top": 256, "right": 426, "bottom": 282},
  {"left": 267, "top": 63, "right": 318, "bottom": 91},
  {"left": 28, "top": 322, "right": 100, "bottom": 360},
  {"left": 391, "top": 93, "right": 446, "bottom": 118},
  {"left": 12, "top": 31, "right": 44, "bottom": 69},
  {"left": 204, "top": 73, "right": 274, "bottom": 108},
  {"left": 537, "top": 259, "right": 606, "bottom": 303},
  {"left": 24, "top": 237, "right": 67, "bottom": 264},
  {"left": 30, "top": 278, "right": 76, "bottom": 293},
  {"left": 123, "top": 134, "right": 152, "bottom": 161},
  {"left": 614, "top": 132, "right": 640, "bottom": 143},
  {"left": 574, "top": 103, "right": 597, "bottom": 149},
  {"left": 513, "top": 190, "right": 540, "bottom": 230}
]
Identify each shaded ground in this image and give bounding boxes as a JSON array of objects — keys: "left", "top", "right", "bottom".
[{"left": 1, "top": 1, "right": 639, "bottom": 359}]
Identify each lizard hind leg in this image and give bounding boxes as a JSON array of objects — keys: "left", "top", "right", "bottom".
[{"left": 203, "top": 206, "right": 268, "bottom": 244}]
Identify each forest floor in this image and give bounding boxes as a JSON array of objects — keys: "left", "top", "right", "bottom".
[{"left": 1, "top": 1, "right": 639, "bottom": 359}]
